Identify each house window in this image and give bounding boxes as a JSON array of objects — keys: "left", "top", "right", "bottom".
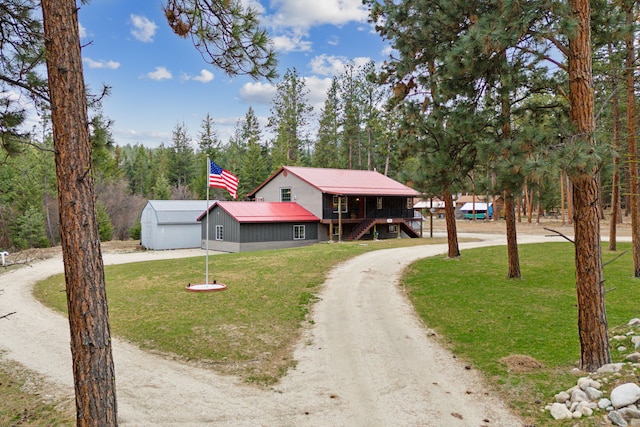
[
  {"left": 406, "top": 198, "right": 413, "bottom": 209},
  {"left": 215, "top": 225, "right": 224, "bottom": 240},
  {"left": 333, "top": 195, "right": 348, "bottom": 213},
  {"left": 280, "top": 187, "right": 292, "bottom": 202},
  {"left": 388, "top": 224, "right": 398, "bottom": 233},
  {"left": 377, "top": 197, "right": 383, "bottom": 209},
  {"left": 293, "top": 225, "right": 306, "bottom": 240}
]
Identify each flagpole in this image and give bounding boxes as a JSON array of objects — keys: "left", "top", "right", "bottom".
[{"left": 205, "top": 156, "right": 210, "bottom": 285}]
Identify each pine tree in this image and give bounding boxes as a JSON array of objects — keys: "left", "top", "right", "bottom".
[
  {"left": 338, "top": 63, "right": 362, "bottom": 169},
  {"left": 168, "top": 121, "right": 196, "bottom": 187},
  {"left": 567, "top": 0, "right": 611, "bottom": 371},
  {"left": 239, "top": 107, "right": 267, "bottom": 197},
  {"left": 313, "top": 77, "right": 341, "bottom": 168},
  {"left": 197, "top": 113, "right": 222, "bottom": 159},
  {"left": 268, "top": 68, "right": 313, "bottom": 168}
]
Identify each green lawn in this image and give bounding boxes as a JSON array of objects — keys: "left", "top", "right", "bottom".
[
  {"left": 30, "top": 239, "right": 640, "bottom": 426},
  {"left": 34, "top": 238, "right": 442, "bottom": 385},
  {"left": 403, "top": 241, "right": 639, "bottom": 426}
]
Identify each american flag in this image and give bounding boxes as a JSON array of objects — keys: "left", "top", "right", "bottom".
[{"left": 209, "top": 159, "right": 239, "bottom": 199}]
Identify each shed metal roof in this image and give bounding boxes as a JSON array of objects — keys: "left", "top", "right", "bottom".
[
  {"left": 460, "top": 202, "right": 491, "bottom": 211},
  {"left": 197, "top": 201, "right": 319, "bottom": 223},
  {"left": 248, "top": 166, "right": 420, "bottom": 197},
  {"left": 147, "top": 200, "right": 215, "bottom": 225}
]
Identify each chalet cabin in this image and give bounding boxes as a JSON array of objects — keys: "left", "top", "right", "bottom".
[
  {"left": 247, "top": 166, "right": 421, "bottom": 241},
  {"left": 197, "top": 201, "right": 320, "bottom": 253}
]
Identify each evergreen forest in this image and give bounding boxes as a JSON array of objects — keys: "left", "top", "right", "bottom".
[{"left": 0, "top": 1, "right": 637, "bottom": 255}]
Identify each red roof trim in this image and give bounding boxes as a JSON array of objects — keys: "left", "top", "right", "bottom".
[
  {"left": 247, "top": 166, "right": 420, "bottom": 198},
  {"left": 197, "top": 201, "right": 319, "bottom": 223}
]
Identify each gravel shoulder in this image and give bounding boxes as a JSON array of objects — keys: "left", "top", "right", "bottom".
[{"left": 0, "top": 231, "right": 569, "bottom": 426}]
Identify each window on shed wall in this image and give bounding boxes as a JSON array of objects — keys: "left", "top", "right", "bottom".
[
  {"left": 215, "top": 225, "right": 224, "bottom": 240},
  {"left": 333, "top": 195, "right": 348, "bottom": 213},
  {"left": 293, "top": 225, "right": 305, "bottom": 240},
  {"left": 377, "top": 197, "right": 383, "bottom": 209},
  {"left": 406, "top": 198, "right": 413, "bottom": 209},
  {"left": 280, "top": 187, "right": 292, "bottom": 202},
  {"left": 388, "top": 224, "right": 398, "bottom": 233}
]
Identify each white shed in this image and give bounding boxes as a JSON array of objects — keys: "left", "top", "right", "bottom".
[{"left": 141, "top": 200, "right": 214, "bottom": 250}]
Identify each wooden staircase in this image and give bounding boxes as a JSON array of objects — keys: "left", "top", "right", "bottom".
[
  {"left": 399, "top": 219, "right": 420, "bottom": 238},
  {"left": 346, "top": 218, "right": 376, "bottom": 240},
  {"left": 344, "top": 218, "right": 420, "bottom": 240}
]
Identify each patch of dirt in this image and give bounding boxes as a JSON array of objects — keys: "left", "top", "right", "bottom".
[
  {"left": 2, "top": 240, "right": 144, "bottom": 268},
  {"left": 431, "top": 215, "right": 632, "bottom": 237},
  {"left": 500, "top": 354, "right": 544, "bottom": 373}
]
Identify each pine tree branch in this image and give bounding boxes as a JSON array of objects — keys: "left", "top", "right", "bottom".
[
  {"left": 543, "top": 227, "right": 574, "bottom": 244},
  {"left": 0, "top": 74, "right": 50, "bottom": 103}
]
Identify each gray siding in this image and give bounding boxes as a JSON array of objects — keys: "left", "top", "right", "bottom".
[
  {"left": 239, "top": 222, "right": 318, "bottom": 242},
  {"left": 254, "top": 173, "right": 323, "bottom": 218},
  {"left": 201, "top": 208, "right": 241, "bottom": 242},
  {"left": 201, "top": 205, "right": 319, "bottom": 253}
]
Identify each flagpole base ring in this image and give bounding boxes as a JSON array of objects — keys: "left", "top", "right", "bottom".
[{"left": 185, "top": 283, "right": 227, "bottom": 292}]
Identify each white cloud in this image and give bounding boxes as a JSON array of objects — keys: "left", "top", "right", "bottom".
[
  {"left": 189, "top": 69, "right": 215, "bottom": 83},
  {"left": 309, "top": 54, "right": 371, "bottom": 77},
  {"left": 309, "top": 54, "right": 347, "bottom": 76},
  {"left": 272, "top": 32, "right": 313, "bottom": 53},
  {"left": 381, "top": 45, "right": 396, "bottom": 58},
  {"left": 263, "top": 0, "right": 368, "bottom": 53},
  {"left": 146, "top": 66, "right": 172, "bottom": 81},
  {"left": 112, "top": 128, "right": 171, "bottom": 148},
  {"left": 303, "top": 75, "right": 333, "bottom": 112},
  {"left": 239, "top": 81, "right": 277, "bottom": 104},
  {"left": 84, "top": 57, "right": 120, "bottom": 70},
  {"left": 130, "top": 14, "right": 157, "bottom": 42},
  {"left": 267, "top": 0, "right": 368, "bottom": 30},
  {"left": 79, "top": 23, "right": 87, "bottom": 39},
  {"left": 327, "top": 35, "right": 340, "bottom": 46},
  {"left": 352, "top": 56, "right": 374, "bottom": 69},
  {"left": 239, "top": 0, "right": 265, "bottom": 14}
]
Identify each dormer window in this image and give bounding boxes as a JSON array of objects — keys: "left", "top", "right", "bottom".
[{"left": 280, "top": 187, "right": 292, "bottom": 202}]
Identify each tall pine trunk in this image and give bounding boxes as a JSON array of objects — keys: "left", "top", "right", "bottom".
[
  {"left": 41, "top": 1, "right": 118, "bottom": 424},
  {"left": 500, "top": 58, "right": 520, "bottom": 278},
  {"left": 626, "top": 4, "right": 640, "bottom": 276},
  {"left": 609, "top": 43, "right": 621, "bottom": 251},
  {"left": 505, "top": 190, "right": 521, "bottom": 278},
  {"left": 443, "top": 187, "right": 460, "bottom": 258},
  {"left": 568, "top": 0, "right": 611, "bottom": 372}
]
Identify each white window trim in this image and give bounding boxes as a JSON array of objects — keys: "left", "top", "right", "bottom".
[
  {"left": 294, "top": 224, "right": 306, "bottom": 240},
  {"left": 333, "top": 195, "right": 348, "bottom": 213},
  {"left": 280, "top": 187, "right": 292, "bottom": 202},
  {"left": 377, "top": 197, "right": 383, "bottom": 210},
  {"left": 215, "top": 225, "right": 224, "bottom": 241}
]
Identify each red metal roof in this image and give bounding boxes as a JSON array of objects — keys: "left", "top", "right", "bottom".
[
  {"left": 249, "top": 166, "right": 420, "bottom": 197},
  {"left": 197, "top": 201, "right": 319, "bottom": 223}
]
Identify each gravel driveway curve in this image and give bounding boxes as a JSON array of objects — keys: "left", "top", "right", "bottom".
[{"left": 0, "top": 235, "right": 553, "bottom": 426}]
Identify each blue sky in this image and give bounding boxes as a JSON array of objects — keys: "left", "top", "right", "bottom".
[{"left": 76, "top": 0, "right": 390, "bottom": 148}]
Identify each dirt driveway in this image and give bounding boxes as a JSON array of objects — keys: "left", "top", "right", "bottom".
[{"left": 0, "top": 230, "right": 571, "bottom": 426}]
